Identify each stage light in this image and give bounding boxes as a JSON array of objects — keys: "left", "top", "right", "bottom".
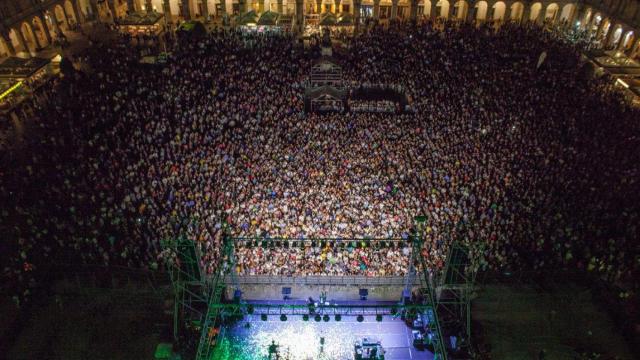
[
  {"left": 303, "top": 314, "right": 309, "bottom": 321},
  {"left": 315, "top": 314, "right": 322, "bottom": 322},
  {"left": 261, "top": 314, "right": 267, "bottom": 321},
  {"left": 323, "top": 314, "right": 330, "bottom": 322},
  {"left": 357, "top": 315, "right": 364, "bottom": 322},
  {"left": 247, "top": 305, "right": 255, "bottom": 314},
  {"left": 280, "top": 314, "right": 287, "bottom": 321},
  {"left": 376, "top": 315, "right": 383, "bottom": 322}
]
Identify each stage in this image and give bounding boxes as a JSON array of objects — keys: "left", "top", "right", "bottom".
[{"left": 219, "top": 313, "right": 435, "bottom": 360}]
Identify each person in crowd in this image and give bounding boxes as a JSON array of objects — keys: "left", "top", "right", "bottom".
[{"left": 0, "top": 22, "right": 638, "bottom": 306}]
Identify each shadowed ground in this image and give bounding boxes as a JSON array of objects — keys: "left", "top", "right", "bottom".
[{"left": 473, "top": 284, "right": 634, "bottom": 359}]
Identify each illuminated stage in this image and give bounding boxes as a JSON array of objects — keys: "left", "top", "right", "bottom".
[{"left": 218, "top": 313, "right": 434, "bottom": 359}]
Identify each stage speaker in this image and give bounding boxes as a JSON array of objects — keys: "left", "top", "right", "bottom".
[
  {"left": 282, "top": 287, "right": 292, "bottom": 300},
  {"left": 359, "top": 288, "right": 368, "bottom": 301},
  {"left": 233, "top": 289, "right": 242, "bottom": 303},
  {"left": 402, "top": 289, "right": 411, "bottom": 304}
]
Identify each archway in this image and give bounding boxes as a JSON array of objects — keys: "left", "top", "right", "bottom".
[
  {"left": 529, "top": 2, "right": 542, "bottom": 22},
  {"left": 559, "top": 3, "right": 574, "bottom": 24},
  {"left": 64, "top": 0, "right": 78, "bottom": 25},
  {"left": 610, "top": 25, "right": 623, "bottom": 48},
  {"left": 420, "top": 0, "right": 432, "bottom": 17},
  {"left": 31, "top": 16, "right": 49, "bottom": 47},
  {"left": 492, "top": 1, "right": 505, "bottom": 21},
  {"left": 453, "top": 0, "right": 468, "bottom": 19},
  {"left": 169, "top": 0, "right": 180, "bottom": 15},
  {"left": 544, "top": 3, "right": 558, "bottom": 23},
  {"left": 621, "top": 31, "right": 635, "bottom": 51},
  {"left": 475, "top": 0, "right": 487, "bottom": 20},
  {"left": 54, "top": 5, "right": 69, "bottom": 30},
  {"left": 43, "top": 11, "right": 58, "bottom": 36},
  {"left": 8, "top": 29, "right": 24, "bottom": 54},
  {"left": 0, "top": 36, "right": 11, "bottom": 57},
  {"left": 21, "top": 22, "right": 38, "bottom": 52},
  {"left": 78, "top": 0, "right": 91, "bottom": 17},
  {"left": 436, "top": 0, "right": 449, "bottom": 18},
  {"left": 509, "top": 1, "right": 524, "bottom": 22}
]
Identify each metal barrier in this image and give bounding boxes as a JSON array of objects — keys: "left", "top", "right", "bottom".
[{"left": 224, "top": 275, "right": 424, "bottom": 286}]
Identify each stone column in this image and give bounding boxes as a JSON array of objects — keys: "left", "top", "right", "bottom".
[
  {"left": 50, "top": 10, "right": 63, "bottom": 35},
  {"left": 221, "top": 0, "right": 228, "bottom": 15},
  {"left": 1, "top": 32, "right": 16, "bottom": 56},
  {"left": 595, "top": 20, "right": 605, "bottom": 40},
  {"left": 107, "top": 0, "right": 118, "bottom": 20},
  {"left": 296, "top": 0, "right": 304, "bottom": 31},
  {"left": 354, "top": 0, "right": 362, "bottom": 31},
  {"left": 535, "top": 3, "right": 544, "bottom": 24},
  {"left": 16, "top": 28, "right": 32, "bottom": 56},
  {"left": 521, "top": 4, "right": 530, "bottom": 23},
  {"left": 373, "top": 0, "right": 380, "bottom": 18},
  {"left": 28, "top": 25, "right": 43, "bottom": 49},
  {"left": 202, "top": 0, "right": 210, "bottom": 21},
  {"left": 603, "top": 25, "right": 615, "bottom": 48},
  {"left": 391, "top": 0, "right": 399, "bottom": 19},
  {"left": 38, "top": 14, "right": 53, "bottom": 46},
  {"left": 467, "top": 3, "right": 476, "bottom": 22},
  {"left": 505, "top": 2, "right": 512, "bottom": 22},
  {"left": 181, "top": 0, "right": 192, "bottom": 19},
  {"left": 410, "top": 0, "right": 418, "bottom": 21},
  {"left": 566, "top": 3, "right": 580, "bottom": 28},
  {"left": 335, "top": 0, "right": 341, "bottom": 13},
  {"left": 71, "top": 0, "right": 84, "bottom": 23},
  {"left": 90, "top": 0, "right": 100, "bottom": 20},
  {"left": 630, "top": 37, "right": 640, "bottom": 57},
  {"left": 616, "top": 29, "right": 627, "bottom": 50}
]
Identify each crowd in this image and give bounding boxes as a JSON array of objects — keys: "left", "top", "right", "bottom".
[{"left": 1, "top": 21, "right": 639, "bottom": 305}]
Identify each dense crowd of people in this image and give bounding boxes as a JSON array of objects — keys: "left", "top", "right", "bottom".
[{"left": 1, "top": 21, "right": 639, "bottom": 307}]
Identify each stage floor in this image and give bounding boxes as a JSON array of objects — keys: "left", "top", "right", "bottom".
[{"left": 221, "top": 314, "right": 434, "bottom": 360}]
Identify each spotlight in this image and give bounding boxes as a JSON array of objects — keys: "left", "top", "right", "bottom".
[
  {"left": 261, "top": 314, "right": 267, "bottom": 321},
  {"left": 357, "top": 315, "right": 364, "bottom": 322},
  {"left": 323, "top": 314, "right": 330, "bottom": 322},
  {"left": 315, "top": 314, "right": 322, "bottom": 322},
  {"left": 376, "top": 314, "right": 383, "bottom": 322},
  {"left": 335, "top": 314, "right": 342, "bottom": 321},
  {"left": 280, "top": 314, "right": 287, "bottom": 321},
  {"left": 303, "top": 314, "right": 309, "bottom": 321}
]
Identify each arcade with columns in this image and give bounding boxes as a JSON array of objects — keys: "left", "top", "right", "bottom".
[{"left": 1, "top": 0, "right": 639, "bottom": 60}]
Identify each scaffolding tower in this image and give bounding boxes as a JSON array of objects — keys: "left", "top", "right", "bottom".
[
  {"left": 161, "top": 234, "right": 209, "bottom": 342},
  {"left": 195, "top": 234, "right": 236, "bottom": 360},
  {"left": 437, "top": 241, "right": 478, "bottom": 353},
  {"left": 411, "top": 215, "right": 448, "bottom": 360}
]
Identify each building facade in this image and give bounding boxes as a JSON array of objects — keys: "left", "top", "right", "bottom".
[{"left": 1, "top": 0, "right": 639, "bottom": 59}]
